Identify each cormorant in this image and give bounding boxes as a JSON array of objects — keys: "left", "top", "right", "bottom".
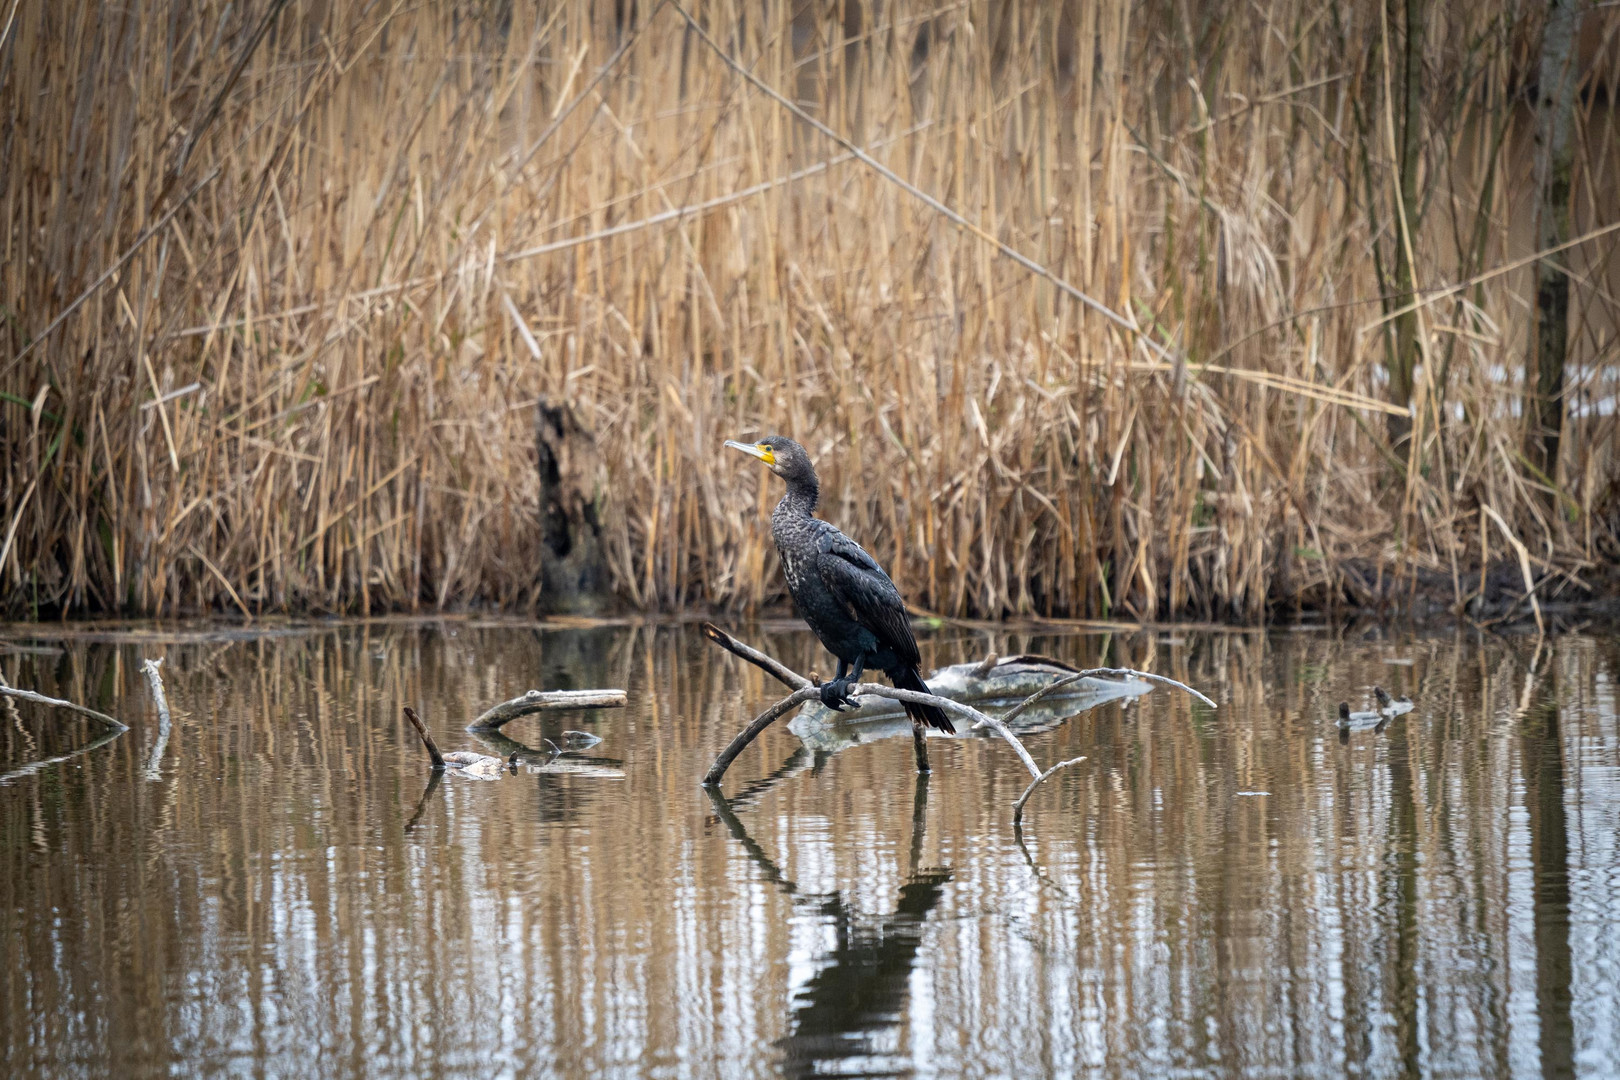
[{"left": 725, "top": 436, "right": 953, "bottom": 733}]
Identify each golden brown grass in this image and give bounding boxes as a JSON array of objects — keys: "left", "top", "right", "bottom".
[{"left": 2, "top": 0, "right": 1617, "bottom": 620}]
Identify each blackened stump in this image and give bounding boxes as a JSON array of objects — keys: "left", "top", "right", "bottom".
[{"left": 536, "top": 398, "right": 610, "bottom": 614}]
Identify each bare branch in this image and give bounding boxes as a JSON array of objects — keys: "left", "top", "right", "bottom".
[
  {"left": 403, "top": 706, "right": 447, "bottom": 770},
  {"left": 703, "top": 686, "right": 822, "bottom": 787},
  {"left": 697, "top": 631, "right": 1217, "bottom": 814},
  {"left": 1012, "top": 756, "right": 1089, "bottom": 825},
  {"left": 998, "top": 672, "right": 1090, "bottom": 727},
  {"left": 0, "top": 684, "right": 127, "bottom": 732},
  {"left": 701, "top": 622, "right": 810, "bottom": 690},
  {"left": 998, "top": 667, "right": 1216, "bottom": 728},
  {"left": 467, "top": 688, "right": 627, "bottom": 731},
  {"left": 846, "top": 683, "right": 1042, "bottom": 779}
]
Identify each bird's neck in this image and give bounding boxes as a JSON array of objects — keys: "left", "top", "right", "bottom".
[{"left": 775, "top": 477, "right": 818, "bottom": 518}]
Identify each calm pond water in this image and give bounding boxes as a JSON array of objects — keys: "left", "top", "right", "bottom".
[{"left": 1, "top": 619, "right": 1618, "bottom": 1079}]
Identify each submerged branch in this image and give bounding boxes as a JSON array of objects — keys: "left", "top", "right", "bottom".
[
  {"left": 0, "top": 684, "right": 127, "bottom": 732},
  {"left": 467, "top": 688, "right": 627, "bottom": 731},
  {"left": 910, "top": 719, "right": 930, "bottom": 774}
]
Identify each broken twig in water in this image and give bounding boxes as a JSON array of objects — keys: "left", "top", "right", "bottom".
[
  {"left": 467, "top": 688, "right": 627, "bottom": 731},
  {"left": 405, "top": 706, "right": 513, "bottom": 778},
  {"left": 403, "top": 706, "right": 447, "bottom": 769},
  {"left": 140, "top": 658, "right": 173, "bottom": 781},
  {"left": 910, "top": 718, "right": 930, "bottom": 774},
  {"left": 0, "top": 684, "right": 127, "bottom": 732}
]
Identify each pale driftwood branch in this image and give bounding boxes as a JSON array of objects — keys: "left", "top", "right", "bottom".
[
  {"left": 703, "top": 686, "right": 822, "bottom": 786},
  {"left": 998, "top": 668, "right": 1217, "bottom": 724},
  {"left": 466, "top": 688, "right": 627, "bottom": 731},
  {"left": 403, "top": 706, "right": 447, "bottom": 769},
  {"left": 1012, "top": 755, "right": 1088, "bottom": 825},
  {"left": 701, "top": 622, "right": 810, "bottom": 690},
  {"left": 698, "top": 631, "right": 1218, "bottom": 812},
  {"left": 997, "top": 672, "right": 1089, "bottom": 727},
  {"left": 847, "top": 682, "right": 1042, "bottom": 778},
  {"left": 0, "top": 684, "right": 127, "bottom": 732},
  {"left": 140, "top": 658, "right": 173, "bottom": 781}
]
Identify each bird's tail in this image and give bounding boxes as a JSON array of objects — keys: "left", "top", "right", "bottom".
[{"left": 891, "top": 667, "right": 955, "bottom": 734}]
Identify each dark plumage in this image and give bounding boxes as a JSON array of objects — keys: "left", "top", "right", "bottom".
[{"left": 725, "top": 435, "right": 953, "bottom": 733}]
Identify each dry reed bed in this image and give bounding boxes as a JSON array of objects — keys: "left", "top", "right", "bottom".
[{"left": 1, "top": 0, "right": 1617, "bottom": 619}]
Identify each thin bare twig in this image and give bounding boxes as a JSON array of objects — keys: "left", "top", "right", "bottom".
[
  {"left": 0, "top": 684, "right": 127, "bottom": 731},
  {"left": 1012, "top": 756, "right": 1089, "bottom": 825},
  {"left": 999, "top": 668, "right": 1217, "bottom": 726},
  {"left": 701, "top": 622, "right": 810, "bottom": 690},
  {"left": 998, "top": 672, "right": 1090, "bottom": 727},
  {"left": 850, "top": 682, "right": 1043, "bottom": 778}
]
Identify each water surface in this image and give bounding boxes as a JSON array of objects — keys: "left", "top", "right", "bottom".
[{"left": 2, "top": 620, "right": 1618, "bottom": 1078}]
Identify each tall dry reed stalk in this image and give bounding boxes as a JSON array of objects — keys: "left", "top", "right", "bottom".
[{"left": 2, "top": 0, "right": 1617, "bottom": 620}]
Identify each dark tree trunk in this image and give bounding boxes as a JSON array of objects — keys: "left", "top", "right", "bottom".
[
  {"left": 1386, "top": 0, "right": 1426, "bottom": 450},
  {"left": 535, "top": 397, "right": 612, "bottom": 614},
  {"left": 1526, "top": 0, "right": 1579, "bottom": 491}
]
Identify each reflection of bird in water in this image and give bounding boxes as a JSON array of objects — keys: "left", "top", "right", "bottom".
[
  {"left": 703, "top": 778, "right": 949, "bottom": 1078},
  {"left": 726, "top": 436, "right": 953, "bottom": 733},
  {"left": 777, "top": 868, "right": 951, "bottom": 1077}
]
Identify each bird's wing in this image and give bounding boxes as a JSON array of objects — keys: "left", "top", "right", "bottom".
[{"left": 814, "top": 526, "right": 921, "bottom": 666}]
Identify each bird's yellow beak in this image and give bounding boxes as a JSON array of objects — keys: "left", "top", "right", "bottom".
[{"left": 724, "top": 439, "right": 775, "bottom": 465}]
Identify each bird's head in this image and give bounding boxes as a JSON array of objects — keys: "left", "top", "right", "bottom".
[{"left": 724, "top": 435, "right": 817, "bottom": 489}]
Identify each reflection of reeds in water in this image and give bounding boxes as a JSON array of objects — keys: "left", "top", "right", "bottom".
[
  {"left": 0, "top": 624, "right": 1614, "bottom": 1075},
  {"left": 3, "top": 3, "right": 1618, "bottom": 620}
]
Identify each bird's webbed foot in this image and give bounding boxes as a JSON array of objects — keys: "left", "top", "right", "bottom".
[{"left": 819, "top": 678, "right": 858, "bottom": 711}]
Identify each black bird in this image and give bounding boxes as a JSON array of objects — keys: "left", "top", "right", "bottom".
[{"left": 726, "top": 436, "right": 953, "bottom": 733}]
